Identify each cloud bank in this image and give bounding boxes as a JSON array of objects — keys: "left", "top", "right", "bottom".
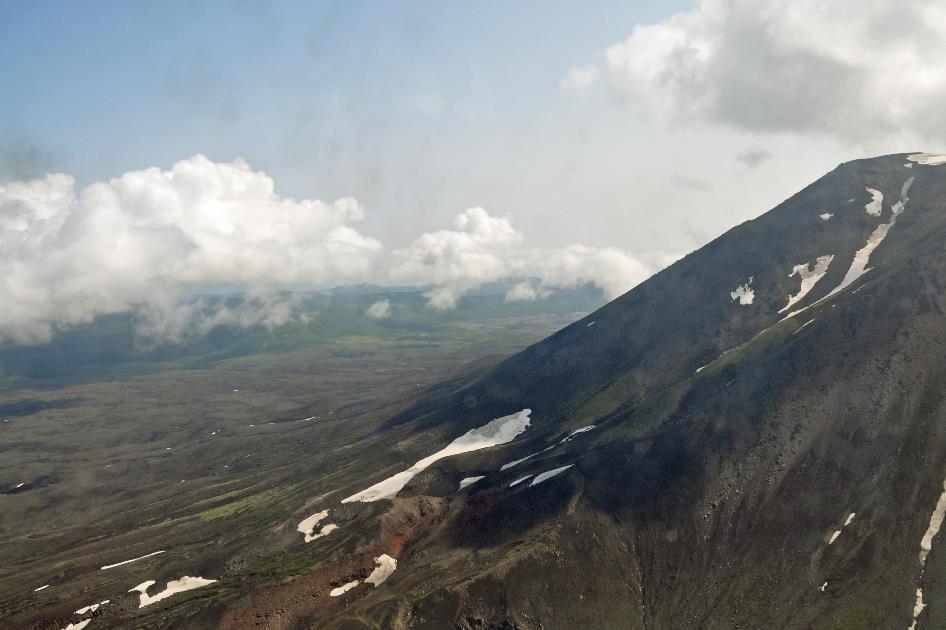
[
  {"left": 0, "top": 156, "right": 672, "bottom": 344},
  {"left": 0, "top": 155, "right": 380, "bottom": 344},
  {"left": 577, "top": 0, "right": 946, "bottom": 143},
  {"left": 391, "top": 207, "right": 674, "bottom": 310}
]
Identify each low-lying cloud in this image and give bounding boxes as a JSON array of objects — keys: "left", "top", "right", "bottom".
[
  {"left": 573, "top": 0, "right": 946, "bottom": 143},
  {"left": 391, "top": 207, "right": 674, "bottom": 310},
  {"left": 0, "top": 156, "right": 673, "bottom": 344}
]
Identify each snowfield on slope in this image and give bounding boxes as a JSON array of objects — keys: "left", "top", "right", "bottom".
[
  {"left": 365, "top": 554, "right": 397, "bottom": 586},
  {"left": 342, "top": 409, "right": 531, "bottom": 503},
  {"left": 100, "top": 550, "right": 165, "bottom": 570},
  {"left": 297, "top": 510, "right": 336, "bottom": 543},
  {"left": 909, "top": 475, "right": 946, "bottom": 628},
  {"left": 864, "top": 187, "right": 884, "bottom": 216},
  {"left": 825, "top": 178, "right": 913, "bottom": 299},
  {"left": 75, "top": 600, "right": 109, "bottom": 615},
  {"left": 458, "top": 476, "right": 485, "bottom": 489},
  {"left": 509, "top": 475, "right": 533, "bottom": 487},
  {"left": 129, "top": 576, "right": 217, "bottom": 608},
  {"left": 785, "top": 177, "right": 913, "bottom": 319},
  {"left": 330, "top": 580, "right": 359, "bottom": 596},
  {"left": 730, "top": 277, "right": 754, "bottom": 305},
  {"left": 500, "top": 425, "right": 595, "bottom": 470},
  {"left": 530, "top": 465, "right": 574, "bottom": 486},
  {"left": 778, "top": 255, "right": 834, "bottom": 313},
  {"left": 907, "top": 153, "right": 946, "bottom": 166}
]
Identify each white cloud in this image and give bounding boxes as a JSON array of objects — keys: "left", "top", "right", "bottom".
[
  {"left": 560, "top": 65, "right": 599, "bottom": 96},
  {"left": 390, "top": 207, "right": 523, "bottom": 309},
  {"left": 1, "top": 159, "right": 671, "bottom": 343},
  {"left": 0, "top": 155, "right": 381, "bottom": 344},
  {"left": 394, "top": 207, "right": 673, "bottom": 309},
  {"left": 589, "top": 0, "right": 946, "bottom": 142},
  {"left": 505, "top": 281, "right": 550, "bottom": 303},
  {"left": 365, "top": 298, "right": 391, "bottom": 319}
]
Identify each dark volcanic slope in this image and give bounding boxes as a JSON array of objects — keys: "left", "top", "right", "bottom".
[
  {"left": 314, "top": 153, "right": 946, "bottom": 630},
  {"left": 24, "top": 153, "right": 946, "bottom": 629}
]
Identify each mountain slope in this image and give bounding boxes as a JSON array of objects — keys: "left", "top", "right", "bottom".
[{"left": 300, "top": 152, "right": 946, "bottom": 630}]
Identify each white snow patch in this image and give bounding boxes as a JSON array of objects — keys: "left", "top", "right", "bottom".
[
  {"left": 308, "top": 523, "right": 338, "bottom": 542},
  {"left": 793, "top": 318, "right": 815, "bottom": 335},
  {"left": 786, "top": 178, "right": 913, "bottom": 320},
  {"left": 864, "top": 187, "right": 884, "bottom": 216},
  {"left": 530, "top": 465, "right": 574, "bottom": 486},
  {"left": 509, "top": 475, "right": 533, "bottom": 487},
  {"left": 905, "top": 163, "right": 913, "bottom": 169},
  {"left": 819, "top": 581, "right": 827, "bottom": 592},
  {"left": 911, "top": 587, "right": 925, "bottom": 629},
  {"left": 129, "top": 576, "right": 217, "bottom": 608},
  {"left": 500, "top": 447, "right": 550, "bottom": 471},
  {"left": 101, "top": 550, "right": 165, "bottom": 570},
  {"left": 75, "top": 600, "right": 108, "bottom": 615},
  {"left": 730, "top": 277, "right": 754, "bottom": 305},
  {"left": 827, "top": 512, "right": 856, "bottom": 545},
  {"left": 828, "top": 179, "right": 912, "bottom": 297},
  {"left": 907, "top": 153, "right": 946, "bottom": 166},
  {"left": 365, "top": 554, "right": 397, "bottom": 586},
  {"left": 342, "top": 409, "right": 532, "bottom": 503},
  {"left": 330, "top": 580, "right": 360, "bottom": 597},
  {"left": 560, "top": 425, "right": 596, "bottom": 443},
  {"left": 819, "top": 213, "right": 833, "bottom": 221},
  {"left": 34, "top": 584, "right": 49, "bottom": 592},
  {"left": 297, "top": 510, "right": 329, "bottom": 538},
  {"left": 908, "top": 475, "right": 946, "bottom": 628},
  {"left": 778, "top": 255, "right": 834, "bottom": 314},
  {"left": 918, "top": 482, "right": 946, "bottom": 566},
  {"left": 459, "top": 476, "right": 485, "bottom": 489},
  {"left": 62, "top": 621, "right": 90, "bottom": 630},
  {"left": 297, "top": 511, "right": 338, "bottom": 543}
]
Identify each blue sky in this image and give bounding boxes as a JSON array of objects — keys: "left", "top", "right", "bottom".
[
  {"left": 1, "top": 1, "right": 683, "bottom": 184},
  {"left": 2, "top": 0, "right": 942, "bottom": 343}
]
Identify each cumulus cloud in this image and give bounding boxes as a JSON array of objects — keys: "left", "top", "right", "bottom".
[
  {"left": 1, "top": 157, "right": 671, "bottom": 343},
  {"left": 560, "top": 65, "right": 599, "bottom": 96},
  {"left": 390, "top": 207, "right": 523, "bottom": 309},
  {"left": 589, "top": 0, "right": 946, "bottom": 142},
  {"left": 365, "top": 298, "right": 391, "bottom": 319},
  {"left": 0, "top": 155, "right": 381, "bottom": 344},
  {"left": 735, "top": 146, "right": 772, "bottom": 169},
  {"left": 505, "top": 281, "right": 551, "bottom": 303},
  {"left": 393, "top": 207, "right": 673, "bottom": 310},
  {"left": 134, "top": 292, "right": 302, "bottom": 346}
]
